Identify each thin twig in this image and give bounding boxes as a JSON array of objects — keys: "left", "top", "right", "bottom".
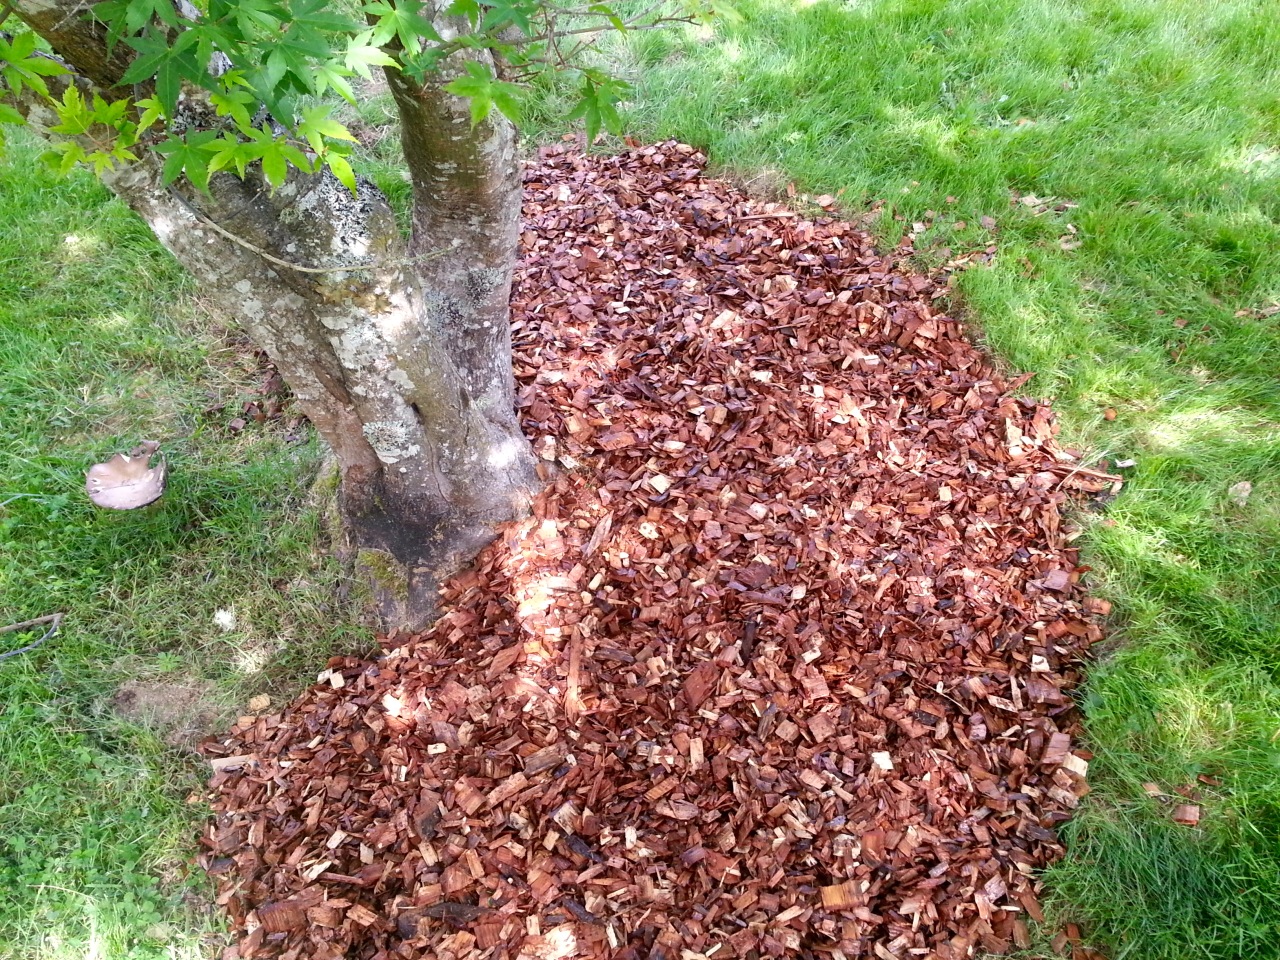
[
  {"left": 765, "top": 318, "right": 816, "bottom": 331},
  {"left": 429, "top": 3, "right": 683, "bottom": 62},
  {"left": 0, "top": 493, "right": 49, "bottom": 508},
  {"left": 731, "top": 212, "right": 800, "bottom": 223},
  {"left": 1048, "top": 459, "right": 1122, "bottom": 491},
  {"left": 0, "top": 613, "right": 64, "bottom": 663},
  {"left": 513, "top": 17, "right": 685, "bottom": 46},
  {"left": 166, "top": 187, "right": 449, "bottom": 275}
]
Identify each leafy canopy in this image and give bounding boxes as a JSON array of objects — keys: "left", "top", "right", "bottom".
[{"left": 0, "top": 0, "right": 730, "bottom": 191}]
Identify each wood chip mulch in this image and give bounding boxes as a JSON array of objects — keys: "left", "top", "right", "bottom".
[{"left": 200, "top": 142, "right": 1120, "bottom": 960}]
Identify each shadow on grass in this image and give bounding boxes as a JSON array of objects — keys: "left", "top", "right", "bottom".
[{"left": 0, "top": 137, "right": 373, "bottom": 959}]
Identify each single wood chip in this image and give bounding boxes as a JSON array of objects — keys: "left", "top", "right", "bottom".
[
  {"left": 1173, "top": 804, "right": 1201, "bottom": 826},
  {"left": 257, "top": 901, "right": 306, "bottom": 933},
  {"left": 820, "top": 881, "right": 862, "bottom": 910},
  {"left": 487, "top": 773, "right": 529, "bottom": 808},
  {"left": 1042, "top": 732, "right": 1072, "bottom": 766},
  {"left": 346, "top": 903, "right": 380, "bottom": 926},
  {"left": 681, "top": 660, "right": 720, "bottom": 710},
  {"left": 209, "top": 754, "right": 256, "bottom": 773}
]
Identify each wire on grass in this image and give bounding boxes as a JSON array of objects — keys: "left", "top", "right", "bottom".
[{"left": 0, "top": 612, "right": 64, "bottom": 662}]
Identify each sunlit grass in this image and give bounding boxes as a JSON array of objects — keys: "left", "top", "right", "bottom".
[
  {"left": 3, "top": 1, "right": 1279, "bottom": 956},
  {"left": 0, "top": 136, "right": 371, "bottom": 959},
  {"left": 600, "top": 0, "right": 1280, "bottom": 956}
]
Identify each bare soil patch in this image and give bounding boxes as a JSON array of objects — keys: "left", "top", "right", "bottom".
[
  {"left": 112, "top": 678, "right": 222, "bottom": 748},
  {"left": 200, "top": 143, "right": 1116, "bottom": 960}
]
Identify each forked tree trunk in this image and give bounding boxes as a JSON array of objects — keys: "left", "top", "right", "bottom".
[{"left": 14, "top": 1, "right": 540, "bottom": 629}]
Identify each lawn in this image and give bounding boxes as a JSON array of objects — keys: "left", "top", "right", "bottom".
[
  {"left": 1, "top": 0, "right": 1278, "bottom": 957},
  {"left": 604, "top": 0, "right": 1280, "bottom": 956},
  {"left": 0, "top": 135, "right": 369, "bottom": 958}
]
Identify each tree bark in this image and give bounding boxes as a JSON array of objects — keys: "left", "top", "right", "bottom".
[{"left": 12, "top": 1, "right": 541, "bottom": 629}]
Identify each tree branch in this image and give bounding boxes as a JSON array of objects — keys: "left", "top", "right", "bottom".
[
  {"left": 165, "top": 186, "right": 451, "bottom": 274},
  {"left": 13, "top": 0, "right": 135, "bottom": 90},
  {"left": 561, "top": 0, "right": 669, "bottom": 26},
  {"left": 494, "top": 13, "right": 689, "bottom": 48}
]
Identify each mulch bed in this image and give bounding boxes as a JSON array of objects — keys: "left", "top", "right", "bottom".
[{"left": 200, "top": 142, "right": 1119, "bottom": 960}]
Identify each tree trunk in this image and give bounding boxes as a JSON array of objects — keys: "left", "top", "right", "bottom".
[{"left": 13, "top": 2, "right": 541, "bottom": 630}]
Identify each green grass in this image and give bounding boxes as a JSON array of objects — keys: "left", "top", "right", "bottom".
[
  {"left": 602, "top": 0, "right": 1280, "bottom": 956},
  {"left": 0, "top": 136, "right": 370, "bottom": 959},
  {"left": 3, "top": 3, "right": 1279, "bottom": 957}
]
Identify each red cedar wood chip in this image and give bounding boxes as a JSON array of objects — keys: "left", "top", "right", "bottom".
[
  {"left": 199, "top": 142, "right": 1116, "bottom": 960},
  {"left": 1172, "top": 804, "right": 1201, "bottom": 826}
]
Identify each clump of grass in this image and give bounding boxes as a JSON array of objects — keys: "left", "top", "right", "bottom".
[
  {"left": 606, "top": 0, "right": 1280, "bottom": 956},
  {"left": 0, "top": 135, "right": 371, "bottom": 959}
]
